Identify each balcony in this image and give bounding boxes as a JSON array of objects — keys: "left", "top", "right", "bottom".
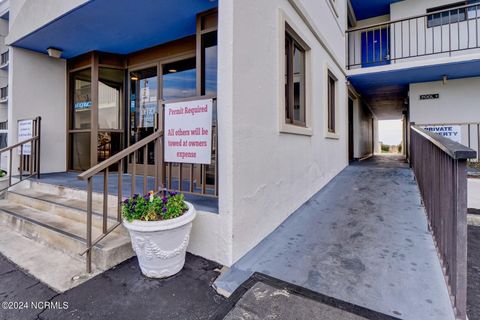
[
  {"left": 347, "top": 2, "right": 480, "bottom": 70},
  {"left": 0, "top": 50, "right": 8, "bottom": 70}
]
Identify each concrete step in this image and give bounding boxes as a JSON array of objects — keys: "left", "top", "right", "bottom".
[
  {"left": 0, "top": 201, "right": 134, "bottom": 270},
  {"left": 13, "top": 179, "right": 120, "bottom": 207},
  {"left": 0, "top": 223, "right": 102, "bottom": 292},
  {"left": 7, "top": 187, "right": 121, "bottom": 227}
]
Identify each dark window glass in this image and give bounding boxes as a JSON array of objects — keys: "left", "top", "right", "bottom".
[
  {"left": 162, "top": 58, "right": 197, "bottom": 101},
  {"left": 426, "top": 1, "right": 480, "bottom": 27},
  {"left": 202, "top": 31, "right": 218, "bottom": 96},
  {"left": 285, "top": 30, "right": 306, "bottom": 126},
  {"left": 70, "top": 68, "right": 91, "bottom": 130},
  {"left": 328, "top": 72, "right": 337, "bottom": 133},
  {"left": 99, "top": 68, "right": 124, "bottom": 130},
  {"left": 130, "top": 66, "right": 158, "bottom": 165},
  {"left": 71, "top": 132, "right": 90, "bottom": 171}
]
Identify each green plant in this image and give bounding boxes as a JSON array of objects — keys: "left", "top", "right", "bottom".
[
  {"left": 0, "top": 170, "right": 6, "bottom": 178},
  {"left": 381, "top": 144, "right": 390, "bottom": 153},
  {"left": 122, "top": 191, "right": 188, "bottom": 222}
]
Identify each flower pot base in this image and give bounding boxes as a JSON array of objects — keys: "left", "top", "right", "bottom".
[{"left": 123, "top": 202, "right": 196, "bottom": 279}]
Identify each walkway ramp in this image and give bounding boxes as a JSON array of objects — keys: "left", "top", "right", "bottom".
[{"left": 214, "top": 156, "right": 455, "bottom": 320}]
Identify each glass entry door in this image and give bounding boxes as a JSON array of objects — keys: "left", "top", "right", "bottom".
[
  {"left": 68, "top": 52, "right": 125, "bottom": 172},
  {"left": 69, "top": 68, "right": 92, "bottom": 171},
  {"left": 128, "top": 66, "right": 158, "bottom": 175}
]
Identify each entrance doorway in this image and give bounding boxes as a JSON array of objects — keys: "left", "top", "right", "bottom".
[
  {"left": 378, "top": 119, "right": 404, "bottom": 155},
  {"left": 68, "top": 54, "right": 125, "bottom": 171}
]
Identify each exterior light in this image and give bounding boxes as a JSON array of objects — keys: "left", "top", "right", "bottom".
[
  {"left": 168, "top": 69, "right": 177, "bottom": 73},
  {"left": 131, "top": 76, "right": 139, "bottom": 81},
  {"left": 47, "top": 47, "right": 63, "bottom": 59}
]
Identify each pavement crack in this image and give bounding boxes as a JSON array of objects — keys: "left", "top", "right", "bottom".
[
  {"left": 34, "top": 292, "right": 61, "bottom": 320},
  {"left": 0, "top": 269, "right": 17, "bottom": 277}
]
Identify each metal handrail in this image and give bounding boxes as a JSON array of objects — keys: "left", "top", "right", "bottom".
[
  {"left": 0, "top": 116, "right": 41, "bottom": 192},
  {"left": 78, "top": 95, "right": 219, "bottom": 273},
  {"left": 346, "top": 2, "right": 480, "bottom": 69},
  {"left": 78, "top": 130, "right": 163, "bottom": 181},
  {"left": 347, "top": 2, "right": 480, "bottom": 33},
  {"left": 78, "top": 128, "right": 165, "bottom": 273}
]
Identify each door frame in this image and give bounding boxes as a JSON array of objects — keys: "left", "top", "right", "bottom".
[
  {"left": 67, "top": 52, "right": 126, "bottom": 172},
  {"left": 126, "top": 52, "right": 197, "bottom": 176}
]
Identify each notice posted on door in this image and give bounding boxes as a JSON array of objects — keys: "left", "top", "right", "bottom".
[{"left": 164, "top": 99, "right": 213, "bottom": 165}]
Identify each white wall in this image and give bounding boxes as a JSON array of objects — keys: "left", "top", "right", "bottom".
[
  {"left": 353, "top": 100, "right": 373, "bottom": 159},
  {"left": 228, "top": 0, "right": 348, "bottom": 263},
  {"left": 6, "top": 0, "right": 88, "bottom": 45},
  {"left": 8, "top": 47, "right": 67, "bottom": 174},
  {"left": 410, "top": 77, "right": 480, "bottom": 158}
]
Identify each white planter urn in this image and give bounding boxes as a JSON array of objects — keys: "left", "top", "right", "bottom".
[{"left": 123, "top": 202, "right": 196, "bottom": 278}]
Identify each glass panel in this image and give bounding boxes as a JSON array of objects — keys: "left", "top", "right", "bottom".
[
  {"left": 162, "top": 58, "right": 196, "bottom": 100},
  {"left": 202, "top": 31, "right": 218, "bottom": 96},
  {"left": 71, "top": 133, "right": 90, "bottom": 171},
  {"left": 98, "top": 132, "right": 122, "bottom": 169},
  {"left": 293, "top": 44, "right": 305, "bottom": 124},
  {"left": 130, "top": 67, "right": 158, "bottom": 165},
  {"left": 99, "top": 68, "right": 124, "bottom": 130},
  {"left": 328, "top": 76, "right": 336, "bottom": 133},
  {"left": 70, "top": 69, "right": 91, "bottom": 130},
  {"left": 285, "top": 35, "right": 291, "bottom": 122}
]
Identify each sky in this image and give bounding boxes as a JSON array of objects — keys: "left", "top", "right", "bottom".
[{"left": 378, "top": 120, "right": 402, "bottom": 145}]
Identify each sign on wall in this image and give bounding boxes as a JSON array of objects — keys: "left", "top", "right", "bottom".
[
  {"left": 17, "top": 119, "right": 33, "bottom": 155},
  {"left": 422, "top": 125, "right": 461, "bottom": 143},
  {"left": 164, "top": 99, "right": 213, "bottom": 164},
  {"left": 419, "top": 94, "right": 439, "bottom": 100}
]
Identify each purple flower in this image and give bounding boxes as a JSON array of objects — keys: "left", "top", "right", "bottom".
[
  {"left": 162, "top": 207, "right": 167, "bottom": 213},
  {"left": 123, "top": 199, "right": 129, "bottom": 204},
  {"left": 162, "top": 197, "right": 168, "bottom": 204},
  {"left": 132, "top": 194, "right": 139, "bottom": 199},
  {"left": 169, "top": 191, "right": 177, "bottom": 197}
]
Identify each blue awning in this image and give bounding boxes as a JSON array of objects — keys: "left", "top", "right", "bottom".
[
  {"left": 349, "top": 58, "right": 480, "bottom": 100},
  {"left": 350, "top": 0, "right": 403, "bottom": 20},
  {"left": 11, "top": 0, "right": 218, "bottom": 59}
]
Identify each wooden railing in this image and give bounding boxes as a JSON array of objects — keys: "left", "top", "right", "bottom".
[
  {"left": 347, "top": 2, "right": 480, "bottom": 69},
  {"left": 0, "top": 117, "right": 41, "bottom": 192},
  {"left": 410, "top": 124, "right": 476, "bottom": 320}
]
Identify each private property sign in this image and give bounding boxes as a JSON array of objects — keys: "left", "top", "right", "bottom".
[
  {"left": 164, "top": 99, "right": 213, "bottom": 164},
  {"left": 422, "top": 125, "right": 461, "bottom": 143}
]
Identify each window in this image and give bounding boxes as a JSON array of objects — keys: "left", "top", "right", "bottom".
[
  {"left": 327, "top": 71, "right": 337, "bottom": 134},
  {"left": 162, "top": 57, "right": 197, "bottom": 101},
  {"left": 427, "top": 1, "right": 480, "bottom": 28},
  {"left": 285, "top": 27, "right": 306, "bottom": 127}
]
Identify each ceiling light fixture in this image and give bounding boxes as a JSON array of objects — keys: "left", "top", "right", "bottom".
[{"left": 47, "top": 47, "right": 63, "bottom": 59}]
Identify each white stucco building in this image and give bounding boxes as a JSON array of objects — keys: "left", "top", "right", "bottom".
[
  {"left": 0, "top": 1, "right": 478, "bottom": 318},
  {"left": 3, "top": 0, "right": 480, "bottom": 269}
]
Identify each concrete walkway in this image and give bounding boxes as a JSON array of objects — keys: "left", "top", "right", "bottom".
[{"left": 214, "top": 155, "right": 455, "bottom": 320}]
